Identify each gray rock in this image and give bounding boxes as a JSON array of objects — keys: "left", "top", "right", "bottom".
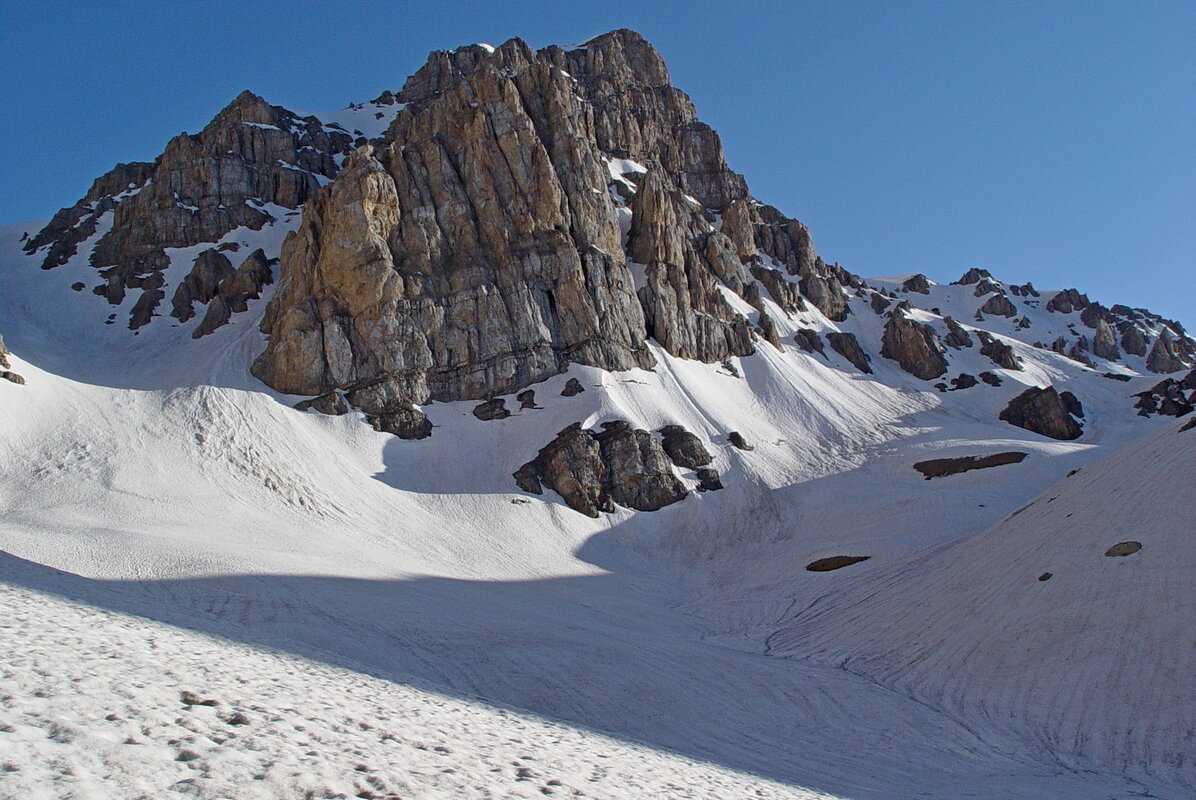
[
  {"left": 794, "top": 328, "right": 825, "bottom": 355},
  {"left": 979, "top": 293, "right": 1017, "bottom": 318},
  {"left": 977, "top": 331, "right": 1022, "bottom": 370},
  {"left": 561, "top": 378, "right": 585, "bottom": 397},
  {"left": 294, "top": 392, "right": 349, "bottom": 416},
  {"left": 901, "top": 274, "right": 930, "bottom": 294},
  {"left": 727, "top": 431, "right": 753, "bottom": 451},
  {"left": 695, "top": 467, "right": 723, "bottom": 491},
  {"left": 913, "top": 451, "right": 1028, "bottom": 479},
  {"left": 1104, "top": 541, "right": 1142, "bottom": 557}
]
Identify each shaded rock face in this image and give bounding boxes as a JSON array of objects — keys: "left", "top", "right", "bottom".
[
  {"left": 561, "top": 377, "right": 585, "bottom": 396},
  {"left": 1146, "top": 329, "right": 1190, "bottom": 374},
  {"left": 943, "top": 317, "right": 973, "bottom": 348},
  {"left": 977, "top": 331, "right": 1022, "bottom": 370},
  {"left": 999, "top": 386, "right": 1083, "bottom": 440},
  {"left": 972, "top": 278, "right": 1001, "bottom": 297},
  {"left": 879, "top": 309, "right": 946, "bottom": 379},
  {"left": 869, "top": 292, "right": 891, "bottom": 315},
  {"left": 1046, "top": 288, "right": 1090, "bottom": 314},
  {"left": 794, "top": 328, "right": 825, "bottom": 356},
  {"left": 913, "top": 451, "right": 1028, "bottom": 479},
  {"left": 26, "top": 91, "right": 354, "bottom": 327},
  {"left": 1121, "top": 325, "right": 1148, "bottom": 356},
  {"left": 514, "top": 421, "right": 687, "bottom": 516},
  {"left": 749, "top": 265, "right": 805, "bottom": 314},
  {"left": 826, "top": 331, "right": 872, "bottom": 374},
  {"left": 1134, "top": 375, "right": 1195, "bottom": 418},
  {"left": 953, "top": 268, "right": 992, "bottom": 285}
]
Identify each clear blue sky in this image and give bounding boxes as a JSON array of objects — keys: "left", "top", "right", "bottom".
[{"left": 2, "top": 1, "right": 1192, "bottom": 324}]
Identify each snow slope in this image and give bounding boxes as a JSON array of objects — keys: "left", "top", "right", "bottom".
[
  {"left": 0, "top": 207, "right": 1191, "bottom": 800},
  {"left": 768, "top": 416, "right": 1196, "bottom": 790}
]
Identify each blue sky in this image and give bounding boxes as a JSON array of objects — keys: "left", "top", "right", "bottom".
[{"left": 1, "top": 1, "right": 1191, "bottom": 323}]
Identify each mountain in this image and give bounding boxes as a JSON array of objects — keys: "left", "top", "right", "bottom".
[{"left": 0, "top": 29, "right": 1192, "bottom": 800}]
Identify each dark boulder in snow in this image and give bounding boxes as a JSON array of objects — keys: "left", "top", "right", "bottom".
[
  {"left": 806, "top": 555, "right": 871, "bottom": 572},
  {"left": 472, "top": 398, "right": 511, "bottom": 421},
  {"left": 659, "top": 425, "right": 714, "bottom": 469},
  {"left": 999, "top": 386, "right": 1083, "bottom": 440},
  {"left": 913, "top": 451, "right": 1028, "bottom": 479},
  {"left": 1104, "top": 541, "right": 1142, "bottom": 557},
  {"left": 901, "top": 274, "right": 931, "bottom": 294},
  {"left": 979, "top": 293, "right": 1017, "bottom": 318},
  {"left": 514, "top": 421, "right": 687, "bottom": 516},
  {"left": 828, "top": 331, "right": 873, "bottom": 374},
  {"left": 561, "top": 378, "right": 585, "bottom": 397}
]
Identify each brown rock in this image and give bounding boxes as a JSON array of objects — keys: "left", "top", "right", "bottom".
[
  {"left": 1104, "top": 541, "right": 1142, "bottom": 557},
  {"left": 473, "top": 399, "right": 511, "bottom": 421},
  {"left": 979, "top": 293, "right": 1017, "bottom": 318},
  {"left": 901, "top": 274, "right": 930, "bottom": 294}
]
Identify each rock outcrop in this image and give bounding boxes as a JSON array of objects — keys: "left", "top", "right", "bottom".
[
  {"left": 514, "top": 421, "right": 688, "bottom": 516},
  {"left": 0, "top": 334, "right": 24, "bottom": 385},
  {"left": 977, "top": 331, "right": 1022, "bottom": 370},
  {"left": 879, "top": 307, "right": 947, "bottom": 379},
  {"left": 1092, "top": 319, "right": 1120, "bottom": 361},
  {"left": 979, "top": 293, "right": 1017, "bottom": 318},
  {"left": 943, "top": 317, "right": 973, "bottom": 349},
  {"left": 901, "top": 274, "right": 930, "bottom": 294},
  {"left": 999, "top": 386, "right": 1084, "bottom": 440},
  {"left": 25, "top": 91, "right": 355, "bottom": 328},
  {"left": 1146, "top": 329, "right": 1189, "bottom": 373},
  {"left": 827, "top": 331, "right": 872, "bottom": 374},
  {"left": 658, "top": 424, "right": 713, "bottom": 469}
]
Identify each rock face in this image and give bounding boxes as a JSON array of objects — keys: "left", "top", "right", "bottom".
[
  {"left": 999, "top": 386, "right": 1084, "bottom": 440},
  {"left": 901, "top": 274, "right": 930, "bottom": 294},
  {"left": 1046, "top": 288, "right": 1089, "bottom": 314},
  {"left": 942, "top": 317, "right": 973, "bottom": 349},
  {"left": 879, "top": 307, "right": 946, "bottom": 379},
  {"left": 1146, "top": 329, "right": 1189, "bottom": 373},
  {"left": 25, "top": 91, "right": 354, "bottom": 328},
  {"left": 514, "top": 421, "right": 687, "bottom": 516},
  {"left": 826, "top": 332, "right": 872, "bottom": 374},
  {"left": 249, "top": 32, "right": 879, "bottom": 423}
]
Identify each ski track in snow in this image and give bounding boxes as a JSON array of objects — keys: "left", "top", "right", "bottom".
[{"left": 0, "top": 223, "right": 1189, "bottom": 799}]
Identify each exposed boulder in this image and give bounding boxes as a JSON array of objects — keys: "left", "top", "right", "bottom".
[
  {"left": 1146, "top": 329, "right": 1189, "bottom": 374},
  {"left": 999, "top": 386, "right": 1083, "bottom": 440},
  {"left": 1121, "top": 324, "right": 1148, "bottom": 356},
  {"left": 659, "top": 424, "right": 713, "bottom": 469},
  {"left": 513, "top": 420, "right": 687, "bottom": 516},
  {"left": 695, "top": 467, "right": 723, "bottom": 491},
  {"left": 561, "top": 378, "right": 585, "bottom": 396},
  {"left": 901, "top": 274, "right": 931, "bottom": 294},
  {"left": 727, "top": 431, "right": 753, "bottom": 451},
  {"left": 913, "top": 451, "right": 1028, "bottom": 479},
  {"left": 869, "top": 292, "right": 891, "bottom": 315},
  {"left": 827, "top": 331, "right": 873, "bottom": 374},
  {"left": 368, "top": 406, "right": 433, "bottom": 440},
  {"left": 294, "top": 392, "right": 349, "bottom": 416},
  {"left": 954, "top": 268, "right": 992, "bottom": 285},
  {"left": 979, "top": 371, "right": 1003, "bottom": 386},
  {"left": 943, "top": 316, "right": 973, "bottom": 348},
  {"left": 1104, "top": 541, "right": 1142, "bottom": 557},
  {"left": 1045, "top": 288, "right": 1089, "bottom": 314},
  {"left": 977, "top": 331, "right": 1022, "bottom": 370},
  {"left": 972, "top": 278, "right": 1002, "bottom": 297},
  {"left": 950, "top": 373, "right": 979, "bottom": 390},
  {"left": 749, "top": 265, "right": 805, "bottom": 314},
  {"left": 979, "top": 293, "right": 1017, "bottom": 318},
  {"left": 806, "top": 555, "right": 871, "bottom": 572},
  {"left": 879, "top": 308, "right": 946, "bottom": 379},
  {"left": 794, "top": 328, "right": 825, "bottom": 356},
  {"left": 517, "top": 389, "right": 539, "bottom": 409},
  {"left": 756, "top": 311, "right": 783, "bottom": 350},
  {"left": 473, "top": 399, "right": 511, "bottom": 421},
  {"left": 1092, "top": 319, "right": 1120, "bottom": 361}
]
